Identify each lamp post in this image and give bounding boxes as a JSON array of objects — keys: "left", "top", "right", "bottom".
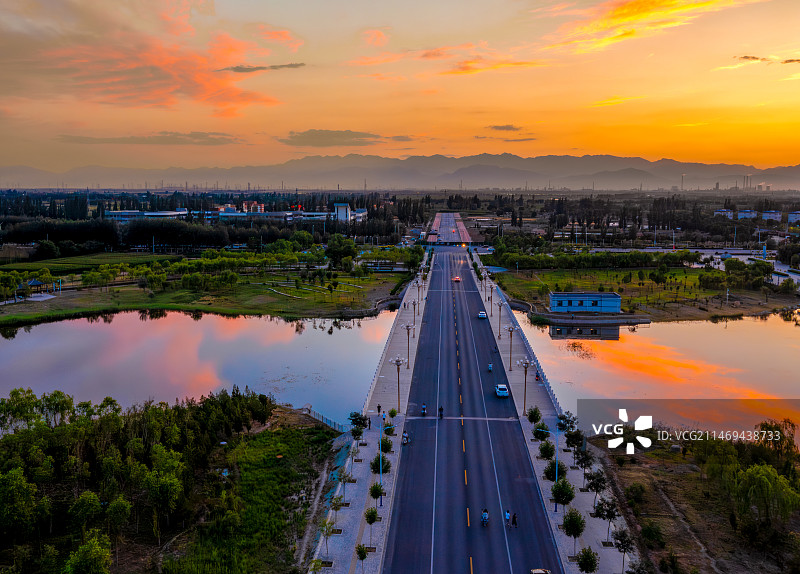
[
  {"left": 489, "top": 287, "right": 494, "bottom": 311},
  {"left": 416, "top": 280, "right": 421, "bottom": 301},
  {"left": 496, "top": 300, "right": 504, "bottom": 336},
  {"left": 402, "top": 325, "right": 413, "bottom": 365},
  {"left": 505, "top": 325, "right": 516, "bottom": 369},
  {"left": 389, "top": 356, "right": 407, "bottom": 413},
  {"left": 517, "top": 357, "right": 533, "bottom": 412},
  {"left": 411, "top": 299, "right": 417, "bottom": 325}
]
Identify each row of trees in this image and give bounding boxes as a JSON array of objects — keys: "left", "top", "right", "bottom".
[{"left": 0, "top": 386, "right": 274, "bottom": 572}]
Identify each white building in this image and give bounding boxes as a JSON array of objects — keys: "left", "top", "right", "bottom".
[
  {"left": 334, "top": 203, "right": 352, "bottom": 223},
  {"left": 788, "top": 212, "right": 800, "bottom": 224},
  {"left": 762, "top": 210, "right": 782, "bottom": 222},
  {"left": 737, "top": 210, "right": 757, "bottom": 220},
  {"left": 714, "top": 209, "right": 734, "bottom": 219}
]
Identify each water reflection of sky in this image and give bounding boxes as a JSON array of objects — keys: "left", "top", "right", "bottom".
[
  {"left": 0, "top": 311, "right": 395, "bottom": 423},
  {"left": 517, "top": 312, "right": 800, "bottom": 430}
]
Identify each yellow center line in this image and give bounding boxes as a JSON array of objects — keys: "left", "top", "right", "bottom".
[
  {"left": 464, "top": 469, "right": 468, "bottom": 485},
  {"left": 461, "top": 417, "right": 464, "bottom": 426},
  {"left": 462, "top": 439, "right": 465, "bottom": 452},
  {"left": 460, "top": 394, "right": 462, "bottom": 404},
  {"left": 467, "top": 507, "right": 470, "bottom": 527},
  {"left": 470, "top": 557, "right": 474, "bottom": 574}
]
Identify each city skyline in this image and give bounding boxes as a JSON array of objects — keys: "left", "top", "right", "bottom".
[{"left": 1, "top": 0, "right": 799, "bottom": 171}]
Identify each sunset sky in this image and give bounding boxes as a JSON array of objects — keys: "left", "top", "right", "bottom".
[{"left": 1, "top": 0, "right": 799, "bottom": 171}]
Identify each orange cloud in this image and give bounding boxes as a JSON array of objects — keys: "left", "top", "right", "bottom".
[
  {"left": 357, "top": 73, "right": 407, "bottom": 82},
  {"left": 47, "top": 32, "right": 276, "bottom": 117},
  {"left": 258, "top": 25, "right": 304, "bottom": 52},
  {"left": 442, "top": 57, "right": 544, "bottom": 75},
  {"left": 363, "top": 29, "right": 389, "bottom": 47},
  {"left": 550, "top": 0, "right": 767, "bottom": 53},
  {"left": 160, "top": 0, "right": 211, "bottom": 36},
  {"left": 591, "top": 95, "right": 645, "bottom": 106}
]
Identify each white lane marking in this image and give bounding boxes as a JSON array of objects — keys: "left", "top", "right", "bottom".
[{"left": 463, "top": 265, "right": 514, "bottom": 574}]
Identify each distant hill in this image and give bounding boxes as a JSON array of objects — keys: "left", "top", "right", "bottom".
[{"left": 2, "top": 154, "right": 799, "bottom": 191}]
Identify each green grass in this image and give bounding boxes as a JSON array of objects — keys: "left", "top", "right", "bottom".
[
  {"left": 163, "top": 426, "right": 338, "bottom": 574},
  {"left": 1, "top": 252, "right": 181, "bottom": 274},
  {"left": 0, "top": 272, "right": 402, "bottom": 328}
]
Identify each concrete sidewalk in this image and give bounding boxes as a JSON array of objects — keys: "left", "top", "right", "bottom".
[
  {"left": 309, "top": 252, "right": 433, "bottom": 573},
  {"left": 475, "top": 258, "right": 637, "bottom": 574}
]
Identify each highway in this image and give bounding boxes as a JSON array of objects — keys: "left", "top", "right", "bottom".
[{"left": 384, "top": 245, "right": 563, "bottom": 574}]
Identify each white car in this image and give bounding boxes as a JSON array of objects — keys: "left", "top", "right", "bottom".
[
  {"left": 477, "top": 311, "right": 487, "bottom": 319},
  {"left": 495, "top": 384, "right": 509, "bottom": 397}
]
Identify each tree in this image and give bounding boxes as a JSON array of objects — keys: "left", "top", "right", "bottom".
[
  {"left": 106, "top": 496, "right": 131, "bottom": 566},
  {"left": 320, "top": 519, "right": 335, "bottom": 558},
  {"left": 566, "top": 429, "right": 585, "bottom": 464},
  {"left": 563, "top": 507, "right": 586, "bottom": 555},
  {"left": 70, "top": 491, "right": 102, "bottom": 541},
  {"left": 544, "top": 460, "right": 568, "bottom": 481},
  {"left": 539, "top": 440, "right": 555, "bottom": 460},
  {"left": 337, "top": 467, "right": 354, "bottom": 503},
  {"left": 533, "top": 422, "right": 550, "bottom": 441},
  {"left": 557, "top": 410, "right": 578, "bottom": 433},
  {"left": 736, "top": 463, "right": 800, "bottom": 523},
  {"left": 576, "top": 546, "right": 599, "bottom": 573},
  {"left": 326, "top": 234, "right": 357, "bottom": 268},
  {"left": 552, "top": 478, "right": 575, "bottom": 510},
  {"left": 369, "top": 483, "right": 385, "bottom": 509},
  {"left": 356, "top": 544, "right": 368, "bottom": 572},
  {"left": 308, "top": 558, "right": 323, "bottom": 574},
  {"left": 576, "top": 449, "right": 595, "bottom": 487},
  {"left": 331, "top": 495, "right": 344, "bottom": 525},
  {"left": 613, "top": 529, "right": 635, "bottom": 573},
  {"left": 63, "top": 531, "right": 112, "bottom": 574},
  {"left": 586, "top": 469, "right": 608, "bottom": 507},
  {"left": 596, "top": 497, "right": 619, "bottom": 542},
  {"left": 0, "top": 467, "right": 38, "bottom": 541},
  {"left": 365, "top": 507, "right": 378, "bottom": 545},
  {"left": 625, "top": 560, "right": 653, "bottom": 574},
  {"left": 370, "top": 454, "right": 390, "bottom": 474}
]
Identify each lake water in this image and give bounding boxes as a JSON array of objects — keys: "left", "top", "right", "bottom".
[
  {"left": 515, "top": 311, "right": 800, "bottom": 432},
  {"left": 0, "top": 311, "right": 395, "bottom": 424}
]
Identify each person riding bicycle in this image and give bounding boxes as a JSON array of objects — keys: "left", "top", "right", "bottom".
[
  {"left": 481, "top": 509, "right": 489, "bottom": 525},
  {"left": 402, "top": 430, "right": 409, "bottom": 444},
  {"left": 421, "top": 403, "right": 427, "bottom": 416}
]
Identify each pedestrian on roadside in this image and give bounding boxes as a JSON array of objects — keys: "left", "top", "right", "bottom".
[
  {"left": 368, "top": 417, "right": 371, "bottom": 430},
  {"left": 511, "top": 513, "right": 518, "bottom": 528},
  {"left": 377, "top": 404, "right": 381, "bottom": 414},
  {"left": 504, "top": 509, "right": 511, "bottom": 527}
]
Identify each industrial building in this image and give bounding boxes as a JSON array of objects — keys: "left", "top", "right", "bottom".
[{"left": 549, "top": 292, "right": 622, "bottom": 313}]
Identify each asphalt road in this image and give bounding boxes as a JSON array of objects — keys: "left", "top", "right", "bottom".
[
  {"left": 384, "top": 246, "right": 563, "bottom": 574},
  {"left": 435, "top": 212, "right": 465, "bottom": 244}
]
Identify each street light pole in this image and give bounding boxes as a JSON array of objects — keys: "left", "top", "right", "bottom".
[
  {"left": 403, "top": 325, "right": 413, "bottom": 368},
  {"left": 505, "top": 325, "right": 516, "bottom": 369},
  {"left": 517, "top": 357, "right": 532, "bottom": 412},
  {"left": 496, "top": 300, "right": 504, "bottom": 337},
  {"left": 389, "top": 356, "right": 407, "bottom": 413},
  {"left": 411, "top": 299, "right": 417, "bottom": 325}
]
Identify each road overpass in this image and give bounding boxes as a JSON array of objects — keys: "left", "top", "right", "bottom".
[{"left": 382, "top": 246, "right": 563, "bottom": 574}]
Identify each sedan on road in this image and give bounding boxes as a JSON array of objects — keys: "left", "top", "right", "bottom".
[
  {"left": 453, "top": 276, "right": 461, "bottom": 282},
  {"left": 495, "top": 384, "right": 509, "bottom": 397},
  {"left": 477, "top": 311, "right": 487, "bottom": 319}
]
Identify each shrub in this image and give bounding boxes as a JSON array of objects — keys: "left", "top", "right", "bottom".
[
  {"left": 625, "top": 482, "right": 646, "bottom": 504},
  {"left": 642, "top": 520, "right": 666, "bottom": 549},
  {"left": 544, "top": 460, "right": 568, "bottom": 481},
  {"left": 527, "top": 406, "right": 542, "bottom": 424},
  {"left": 380, "top": 437, "right": 392, "bottom": 453},
  {"left": 539, "top": 440, "right": 555, "bottom": 460},
  {"left": 533, "top": 422, "right": 550, "bottom": 441},
  {"left": 370, "top": 454, "right": 391, "bottom": 474}
]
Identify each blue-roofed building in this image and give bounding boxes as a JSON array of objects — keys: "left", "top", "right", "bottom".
[{"left": 549, "top": 292, "right": 621, "bottom": 313}]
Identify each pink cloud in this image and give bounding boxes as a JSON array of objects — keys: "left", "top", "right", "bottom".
[
  {"left": 160, "top": 0, "right": 211, "bottom": 36},
  {"left": 363, "top": 29, "right": 389, "bottom": 47},
  {"left": 46, "top": 32, "right": 277, "bottom": 117},
  {"left": 258, "top": 25, "right": 304, "bottom": 52}
]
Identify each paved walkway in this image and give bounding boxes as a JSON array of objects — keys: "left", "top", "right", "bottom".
[
  {"left": 309, "top": 252, "right": 433, "bottom": 574},
  {"left": 475, "top": 257, "right": 637, "bottom": 574}
]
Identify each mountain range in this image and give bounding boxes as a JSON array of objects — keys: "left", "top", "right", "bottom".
[{"left": 2, "top": 154, "right": 800, "bottom": 192}]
